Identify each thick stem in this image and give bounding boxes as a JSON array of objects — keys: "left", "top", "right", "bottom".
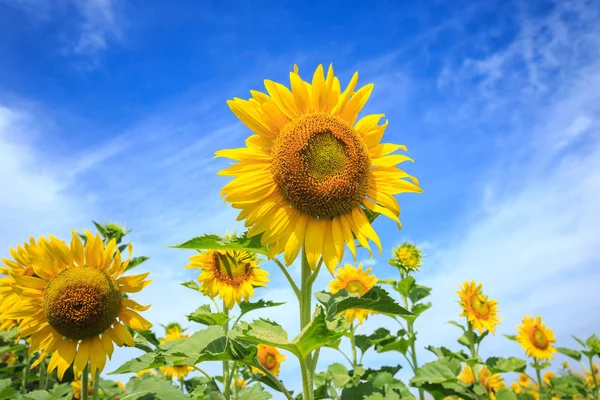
[
  {"left": 589, "top": 356, "right": 599, "bottom": 398},
  {"left": 534, "top": 358, "right": 544, "bottom": 395},
  {"left": 350, "top": 324, "right": 357, "bottom": 369},
  {"left": 92, "top": 369, "right": 100, "bottom": 400},
  {"left": 401, "top": 272, "right": 424, "bottom": 400},
  {"left": 300, "top": 247, "right": 315, "bottom": 400},
  {"left": 223, "top": 302, "right": 231, "bottom": 399},
  {"left": 38, "top": 359, "right": 45, "bottom": 390},
  {"left": 81, "top": 363, "right": 90, "bottom": 400},
  {"left": 21, "top": 353, "right": 29, "bottom": 393}
]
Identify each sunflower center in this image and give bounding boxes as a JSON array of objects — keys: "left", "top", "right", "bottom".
[
  {"left": 346, "top": 280, "right": 363, "bottom": 294},
  {"left": 531, "top": 327, "right": 549, "bottom": 349},
  {"left": 271, "top": 113, "right": 371, "bottom": 219},
  {"left": 470, "top": 293, "right": 490, "bottom": 317},
  {"left": 212, "top": 252, "right": 252, "bottom": 285},
  {"left": 43, "top": 267, "right": 122, "bottom": 340},
  {"left": 263, "top": 353, "right": 277, "bottom": 370}
]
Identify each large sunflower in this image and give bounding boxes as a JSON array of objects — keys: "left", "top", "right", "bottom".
[
  {"left": 457, "top": 280, "right": 502, "bottom": 334},
  {"left": 458, "top": 365, "right": 504, "bottom": 399},
  {"left": 185, "top": 248, "right": 269, "bottom": 309},
  {"left": 0, "top": 237, "right": 44, "bottom": 331},
  {"left": 328, "top": 263, "right": 377, "bottom": 324},
  {"left": 516, "top": 316, "right": 557, "bottom": 360},
  {"left": 160, "top": 326, "right": 193, "bottom": 382},
  {"left": 3, "top": 231, "right": 152, "bottom": 379},
  {"left": 252, "top": 344, "right": 286, "bottom": 376},
  {"left": 216, "top": 64, "right": 422, "bottom": 273}
]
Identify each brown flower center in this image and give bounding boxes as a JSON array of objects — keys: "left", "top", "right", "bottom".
[
  {"left": 43, "top": 267, "right": 122, "bottom": 340},
  {"left": 271, "top": 113, "right": 371, "bottom": 219},
  {"left": 262, "top": 353, "right": 277, "bottom": 370},
  {"left": 470, "top": 293, "right": 490, "bottom": 318},
  {"left": 530, "top": 327, "right": 549, "bottom": 349},
  {"left": 212, "top": 251, "right": 252, "bottom": 285}
]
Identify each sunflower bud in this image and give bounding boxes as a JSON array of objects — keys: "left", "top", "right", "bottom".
[{"left": 390, "top": 242, "right": 422, "bottom": 273}]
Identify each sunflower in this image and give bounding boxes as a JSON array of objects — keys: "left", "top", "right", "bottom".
[
  {"left": 159, "top": 326, "right": 193, "bottom": 382},
  {"left": 516, "top": 316, "right": 557, "bottom": 360},
  {"left": 518, "top": 374, "right": 530, "bottom": 387},
  {"left": 457, "top": 281, "right": 502, "bottom": 334},
  {"left": 186, "top": 247, "right": 269, "bottom": 310},
  {"left": 328, "top": 263, "right": 377, "bottom": 324},
  {"left": 252, "top": 344, "right": 286, "bottom": 376},
  {"left": 216, "top": 64, "right": 422, "bottom": 274},
  {"left": 0, "top": 237, "right": 44, "bottom": 331},
  {"left": 117, "top": 380, "right": 125, "bottom": 391},
  {"left": 1, "top": 351, "right": 17, "bottom": 366},
  {"left": 594, "top": 363, "right": 599, "bottom": 374},
  {"left": 232, "top": 377, "right": 247, "bottom": 390},
  {"left": 390, "top": 242, "right": 422, "bottom": 272},
  {"left": 2, "top": 231, "right": 152, "bottom": 380},
  {"left": 544, "top": 371, "right": 556, "bottom": 385},
  {"left": 457, "top": 365, "right": 504, "bottom": 398},
  {"left": 136, "top": 368, "right": 156, "bottom": 378},
  {"left": 511, "top": 382, "right": 522, "bottom": 393}
]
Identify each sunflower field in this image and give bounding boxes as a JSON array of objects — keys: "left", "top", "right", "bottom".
[{"left": 1, "top": 65, "right": 599, "bottom": 400}]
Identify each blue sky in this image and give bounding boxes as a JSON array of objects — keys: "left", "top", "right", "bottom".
[{"left": 1, "top": 0, "right": 600, "bottom": 395}]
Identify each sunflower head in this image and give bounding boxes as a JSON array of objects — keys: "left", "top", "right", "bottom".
[
  {"left": 4, "top": 230, "right": 152, "bottom": 380},
  {"left": 563, "top": 361, "right": 569, "bottom": 369},
  {"left": 511, "top": 382, "right": 522, "bottom": 393},
  {"left": 457, "top": 365, "right": 504, "bottom": 396},
  {"left": 216, "top": 64, "right": 422, "bottom": 273},
  {"left": 516, "top": 316, "right": 557, "bottom": 360},
  {"left": 390, "top": 242, "right": 422, "bottom": 273},
  {"left": 2, "top": 351, "right": 17, "bottom": 366},
  {"left": 252, "top": 344, "right": 286, "bottom": 376},
  {"left": 457, "top": 280, "right": 502, "bottom": 334},
  {"left": 544, "top": 371, "right": 556, "bottom": 385},
  {"left": 186, "top": 247, "right": 268, "bottom": 310},
  {"left": 165, "top": 323, "right": 183, "bottom": 335},
  {"left": 593, "top": 363, "right": 599, "bottom": 374},
  {"left": 518, "top": 374, "right": 530, "bottom": 387},
  {"left": 328, "top": 263, "right": 377, "bottom": 324},
  {"left": 232, "top": 377, "right": 247, "bottom": 390}
]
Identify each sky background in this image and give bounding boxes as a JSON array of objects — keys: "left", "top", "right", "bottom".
[{"left": 1, "top": 0, "right": 600, "bottom": 396}]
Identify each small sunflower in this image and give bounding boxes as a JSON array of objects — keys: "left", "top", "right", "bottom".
[
  {"left": 563, "top": 361, "right": 569, "bottom": 369},
  {"left": 252, "top": 344, "right": 286, "bottom": 376},
  {"left": 516, "top": 316, "right": 557, "bottom": 360},
  {"left": 511, "top": 382, "right": 522, "bottom": 393},
  {"left": 216, "top": 64, "right": 422, "bottom": 274},
  {"left": 518, "top": 374, "right": 530, "bottom": 387},
  {"left": 457, "top": 280, "right": 502, "bottom": 334},
  {"left": 186, "top": 247, "right": 269, "bottom": 310},
  {"left": 3, "top": 231, "right": 152, "bottom": 380},
  {"left": 390, "top": 242, "right": 422, "bottom": 272},
  {"left": 544, "top": 371, "right": 556, "bottom": 385},
  {"left": 232, "top": 377, "right": 247, "bottom": 390},
  {"left": 117, "top": 380, "right": 125, "bottom": 391},
  {"left": 457, "top": 365, "right": 504, "bottom": 398},
  {"left": 136, "top": 368, "right": 156, "bottom": 378},
  {"left": 593, "top": 363, "right": 599, "bottom": 374},
  {"left": 159, "top": 326, "right": 193, "bottom": 382},
  {"left": 2, "top": 351, "right": 17, "bottom": 365},
  {"left": 328, "top": 263, "right": 377, "bottom": 324}
]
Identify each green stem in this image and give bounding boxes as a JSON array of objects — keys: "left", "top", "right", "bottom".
[
  {"left": 300, "top": 246, "right": 316, "bottom": 400},
  {"left": 534, "top": 358, "right": 543, "bottom": 395},
  {"left": 311, "top": 348, "right": 321, "bottom": 374},
  {"left": 193, "top": 365, "right": 212, "bottom": 380},
  {"left": 232, "top": 366, "right": 238, "bottom": 399},
  {"left": 223, "top": 302, "right": 231, "bottom": 399},
  {"left": 92, "top": 369, "right": 100, "bottom": 400},
  {"left": 589, "top": 356, "right": 599, "bottom": 398},
  {"left": 401, "top": 272, "right": 424, "bottom": 400},
  {"left": 38, "top": 359, "right": 45, "bottom": 390},
  {"left": 21, "top": 353, "right": 28, "bottom": 393},
  {"left": 273, "top": 257, "right": 301, "bottom": 301},
  {"left": 249, "top": 363, "right": 293, "bottom": 400},
  {"left": 81, "top": 363, "right": 90, "bottom": 400},
  {"left": 350, "top": 324, "right": 357, "bottom": 369}
]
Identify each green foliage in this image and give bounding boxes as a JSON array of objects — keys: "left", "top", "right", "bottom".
[
  {"left": 122, "top": 376, "right": 189, "bottom": 399},
  {"left": 170, "top": 233, "right": 269, "bottom": 255},
  {"left": 315, "top": 286, "right": 412, "bottom": 319},
  {"left": 188, "top": 304, "right": 231, "bottom": 326},
  {"left": 485, "top": 356, "right": 527, "bottom": 373}
]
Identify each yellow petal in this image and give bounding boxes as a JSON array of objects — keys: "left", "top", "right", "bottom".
[
  {"left": 284, "top": 213, "right": 308, "bottom": 266},
  {"left": 304, "top": 218, "right": 324, "bottom": 269},
  {"left": 340, "top": 83, "right": 374, "bottom": 125},
  {"left": 117, "top": 273, "right": 151, "bottom": 293},
  {"left": 113, "top": 323, "right": 135, "bottom": 347},
  {"left": 311, "top": 64, "right": 327, "bottom": 112},
  {"left": 119, "top": 308, "right": 153, "bottom": 331},
  {"left": 73, "top": 339, "right": 91, "bottom": 379}
]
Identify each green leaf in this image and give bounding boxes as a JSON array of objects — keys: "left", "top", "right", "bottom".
[
  {"left": 494, "top": 389, "right": 517, "bottom": 400},
  {"left": 315, "top": 287, "right": 412, "bottom": 320},
  {"left": 125, "top": 256, "right": 149, "bottom": 271},
  {"left": 170, "top": 233, "right": 268, "bottom": 255},
  {"left": 364, "top": 365, "right": 403, "bottom": 379},
  {"left": 397, "top": 276, "right": 415, "bottom": 297},
  {"left": 238, "top": 299, "right": 286, "bottom": 319},
  {"left": 188, "top": 305, "right": 231, "bottom": 326},
  {"left": 446, "top": 321, "right": 466, "bottom": 332},
  {"left": 457, "top": 331, "right": 477, "bottom": 348},
  {"left": 412, "top": 302, "right": 432, "bottom": 316},
  {"left": 572, "top": 335, "right": 587, "bottom": 348},
  {"left": 0, "top": 379, "right": 14, "bottom": 400},
  {"left": 20, "top": 391, "right": 52, "bottom": 400},
  {"left": 425, "top": 346, "right": 468, "bottom": 361},
  {"left": 190, "top": 378, "right": 226, "bottom": 400},
  {"left": 238, "top": 307, "right": 346, "bottom": 359},
  {"left": 120, "top": 376, "right": 190, "bottom": 399},
  {"left": 504, "top": 334, "right": 518, "bottom": 341},
  {"left": 377, "top": 278, "right": 397, "bottom": 286},
  {"left": 110, "top": 352, "right": 165, "bottom": 375},
  {"left": 376, "top": 336, "right": 412, "bottom": 356},
  {"left": 485, "top": 357, "right": 527, "bottom": 373},
  {"left": 92, "top": 220, "right": 107, "bottom": 237},
  {"left": 355, "top": 334, "right": 373, "bottom": 354},
  {"left": 237, "top": 384, "right": 272, "bottom": 400},
  {"left": 137, "top": 330, "right": 161, "bottom": 347},
  {"left": 341, "top": 382, "right": 383, "bottom": 400},
  {"left": 181, "top": 280, "right": 200, "bottom": 291},
  {"left": 557, "top": 347, "right": 582, "bottom": 361},
  {"left": 328, "top": 363, "right": 351, "bottom": 388},
  {"left": 410, "top": 358, "right": 462, "bottom": 384},
  {"left": 409, "top": 285, "right": 432, "bottom": 304}
]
